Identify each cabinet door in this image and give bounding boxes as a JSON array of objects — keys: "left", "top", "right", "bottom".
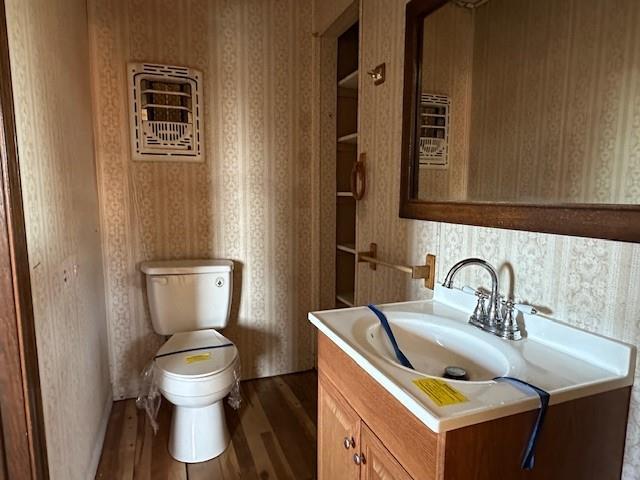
[
  {"left": 360, "top": 423, "right": 413, "bottom": 480},
  {"left": 318, "top": 376, "right": 361, "bottom": 480}
]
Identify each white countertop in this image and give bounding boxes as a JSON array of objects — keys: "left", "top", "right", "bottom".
[{"left": 308, "top": 285, "right": 636, "bottom": 433}]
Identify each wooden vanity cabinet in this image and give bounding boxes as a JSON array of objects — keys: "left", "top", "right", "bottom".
[
  {"left": 359, "top": 423, "right": 413, "bottom": 480},
  {"left": 318, "top": 378, "right": 361, "bottom": 479},
  {"left": 317, "top": 333, "right": 631, "bottom": 480},
  {"left": 318, "top": 374, "right": 412, "bottom": 480}
]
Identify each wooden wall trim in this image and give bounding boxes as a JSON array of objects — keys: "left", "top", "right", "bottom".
[
  {"left": 0, "top": 0, "right": 49, "bottom": 478},
  {"left": 399, "top": 200, "right": 640, "bottom": 243},
  {"left": 400, "top": 0, "right": 449, "bottom": 209}
]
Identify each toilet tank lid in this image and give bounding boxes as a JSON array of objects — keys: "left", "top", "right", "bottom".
[{"left": 140, "top": 259, "right": 234, "bottom": 275}]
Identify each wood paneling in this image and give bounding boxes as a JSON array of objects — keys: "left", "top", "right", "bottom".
[{"left": 95, "top": 370, "right": 317, "bottom": 480}]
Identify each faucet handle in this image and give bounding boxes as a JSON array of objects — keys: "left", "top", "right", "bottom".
[
  {"left": 500, "top": 298, "right": 522, "bottom": 341},
  {"left": 500, "top": 297, "right": 512, "bottom": 313},
  {"left": 469, "top": 291, "right": 488, "bottom": 328}
]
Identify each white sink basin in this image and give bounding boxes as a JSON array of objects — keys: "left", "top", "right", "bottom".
[
  {"left": 366, "top": 313, "right": 522, "bottom": 381},
  {"left": 308, "top": 284, "right": 636, "bottom": 432}
]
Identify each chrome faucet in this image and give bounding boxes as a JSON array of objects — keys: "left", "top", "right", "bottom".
[{"left": 443, "top": 258, "right": 503, "bottom": 333}]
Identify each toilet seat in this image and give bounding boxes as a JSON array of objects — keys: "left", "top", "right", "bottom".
[{"left": 156, "top": 329, "right": 238, "bottom": 380}]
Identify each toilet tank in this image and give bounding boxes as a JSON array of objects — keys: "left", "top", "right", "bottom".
[{"left": 140, "top": 259, "right": 234, "bottom": 335}]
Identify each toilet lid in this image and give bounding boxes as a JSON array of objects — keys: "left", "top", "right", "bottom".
[{"left": 155, "top": 329, "right": 238, "bottom": 379}]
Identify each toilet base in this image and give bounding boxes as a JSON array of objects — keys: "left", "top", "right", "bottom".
[{"left": 168, "top": 401, "right": 230, "bottom": 463}]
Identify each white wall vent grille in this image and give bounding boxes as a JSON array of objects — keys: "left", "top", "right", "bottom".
[
  {"left": 418, "top": 93, "right": 450, "bottom": 169},
  {"left": 128, "top": 63, "right": 203, "bottom": 162}
]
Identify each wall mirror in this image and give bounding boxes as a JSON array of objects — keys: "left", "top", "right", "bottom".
[{"left": 400, "top": 0, "right": 640, "bottom": 242}]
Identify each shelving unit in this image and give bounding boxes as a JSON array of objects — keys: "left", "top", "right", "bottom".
[
  {"left": 337, "top": 132, "right": 358, "bottom": 144},
  {"left": 335, "top": 292, "right": 355, "bottom": 308},
  {"left": 334, "top": 22, "right": 359, "bottom": 309},
  {"left": 336, "top": 243, "right": 356, "bottom": 254},
  {"left": 337, "top": 70, "right": 358, "bottom": 90}
]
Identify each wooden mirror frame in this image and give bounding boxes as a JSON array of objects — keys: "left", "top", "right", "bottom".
[{"left": 399, "top": 0, "right": 640, "bottom": 243}]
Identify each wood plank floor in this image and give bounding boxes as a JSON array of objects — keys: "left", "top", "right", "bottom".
[{"left": 96, "top": 370, "right": 317, "bottom": 480}]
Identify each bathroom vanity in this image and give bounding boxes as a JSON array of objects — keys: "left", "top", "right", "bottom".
[{"left": 309, "top": 286, "right": 635, "bottom": 480}]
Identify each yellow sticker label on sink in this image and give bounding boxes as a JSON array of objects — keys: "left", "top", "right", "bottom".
[
  {"left": 412, "top": 378, "right": 468, "bottom": 407},
  {"left": 185, "top": 353, "right": 211, "bottom": 364}
]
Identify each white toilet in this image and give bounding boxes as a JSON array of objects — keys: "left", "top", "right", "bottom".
[{"left": 140, "top": 259, "right": 239, "bottom": 463}]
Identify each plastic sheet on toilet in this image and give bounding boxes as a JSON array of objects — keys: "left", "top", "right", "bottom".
[
  {"left": 135, "top": 356, "right": 243, "bottom": 434},
  {"left": 227, "top": 359, "right": 242, "bottom": 410},
  {"left": 136, "top": 361, "right": 161, "bottom": 434}
]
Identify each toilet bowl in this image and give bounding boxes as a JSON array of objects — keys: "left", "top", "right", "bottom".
[
  {"left": 155, "top": 329, "right": 239, "bottom": 463},
  {"left": 140, "top": 259, "right": 237, "bottom": 463}
]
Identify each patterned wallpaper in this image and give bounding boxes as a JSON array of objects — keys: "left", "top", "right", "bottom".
[
  {"left": 88, "top": 0, "right": 316, "bottom": 399},
  {"left": 318, "top": 34, "right": 338, "bottom": 311},
  {"left": 5, "top": 0, "right": 111, "bottom": 478},
  {"left": 313, "top": 0, "right": 354, "bottom": 35},
  {"left": 355, "top": 0, "right": 640, "bottom": 477}
]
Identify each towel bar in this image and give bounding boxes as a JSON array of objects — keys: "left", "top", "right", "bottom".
[{"left": 357, "top": 243, "right": 436, "bottom": 289}]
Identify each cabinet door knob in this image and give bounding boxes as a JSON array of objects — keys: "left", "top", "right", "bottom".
[
  {"left": 353, "top": 453, "right": 366, "bottom": 465},
  {"left": 343, "top": 436, "right": 355, "bottom": 449}
]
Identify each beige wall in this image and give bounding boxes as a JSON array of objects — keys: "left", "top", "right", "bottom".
[
  {"left": 89, "top": 0, "right": 316, "bottom": 399},
  {"left": 318, "top": 34, "right": 339, "bottom": 311},
  {"left": 353, "top": 0, "right": 640, "bottom": 477},
  {"left": 5, "top": 0, "right": 111, "bottom": 478},
  {"left": 313, "top": 0, "right": 355, "bottom": 35},
  {"left": 468, "top": 0, "right": 640, "bottom": 204}
]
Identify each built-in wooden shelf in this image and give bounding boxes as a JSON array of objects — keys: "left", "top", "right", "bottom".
[
  {"left": 337, "top": 133, "right": 358, "bottom": 144},
  {"left": 337, "top": 243, "right": 356, "bottom": 254},
  {"left": 337, "top": 191, "right": 354, "bottom": 198},
  {"left": 338, "top": 69, "right": 358, "bottom": 90},
  {"left": 336, "top": 292, "right": 355, "bottom": 307},
  {"left": 334, "top": 22, "right": 359, "bottom": 311}
]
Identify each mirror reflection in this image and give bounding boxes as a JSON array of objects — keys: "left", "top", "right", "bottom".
[{"left": 415, "top": 0, "right": 640, "bottom": 204}]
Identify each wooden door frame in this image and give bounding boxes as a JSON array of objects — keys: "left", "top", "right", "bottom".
[{"left": 0, "top": 0, "right": 49, "bottom": 478}]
